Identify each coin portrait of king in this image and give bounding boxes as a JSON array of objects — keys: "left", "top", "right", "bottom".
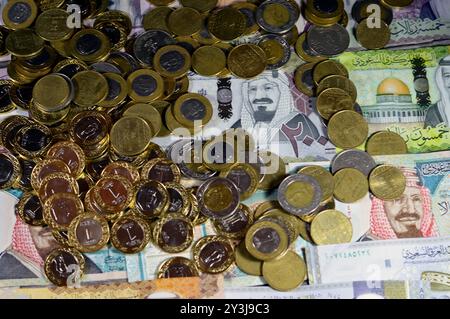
[{"left": 361, "top": 167, "right": 439, "bottom": 241}]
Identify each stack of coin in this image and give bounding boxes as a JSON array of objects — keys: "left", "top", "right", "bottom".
[{"left": 304, "top": 0, "right": 345, "bottom": 27}]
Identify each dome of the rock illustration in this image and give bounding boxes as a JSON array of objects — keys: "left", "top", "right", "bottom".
[{"left": 377, "top": 78, "right": 411, "bottom": 96}]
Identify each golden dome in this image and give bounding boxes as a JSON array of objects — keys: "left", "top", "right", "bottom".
[{"left": 377, "top": 78, "right": 411, "bottom": 95}]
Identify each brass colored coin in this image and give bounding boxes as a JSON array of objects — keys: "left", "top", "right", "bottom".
[
  {"left": 32, "top": 74, "right": 72, "bottom": 112},
  {"left": 366, "top": 131, "right": 408, "bottom": 156},
  {"left": 149, "top": 0, "right": 175, "bottom": 5},
  {"left": 141, "top": 158, "right": 181, "bottom": 184},
  {"left": 333, "top": 168, "right": 369, "bottom": 203},
  {"left": 310, "top": 209, "right": 352, "bottom": 245},
  {"left": 111, "top": 214, "right": 151, "bottom": 254},
  {"left": 313, "top": 59, "right": 349, "bottom": 85},
  {"left": 305, "top": 0, "right": 344, "bottom": 26},
  {"left": 328, "top": 110, "right": 369, "bottom": 149},
  {"left": 356, "top": 18, "right": 391, "bottom": 50},
  {"left": 191, "top": 13, "right": 220, "bottom": 45},
  {"left": 94, "top": 10, "right": 132, "bottom": 35},
  {"left": 179, "top": 0, "right": 218, "bottom": 13},
  {"left": 38, "top": 172, "right": 79, "bottom": 203},
  {"left": 154, "top": 45, "right": 191, "bottom": 78},
  {"left": 173, "top": 93, "right": 213, "bottom": 128},
  {"left": 381, "top": 0, "right": 413, "bottom": 9},
  {"left": 127, "top": 69, "right": 164, "bottom": 102},
  {"left": 43, "top": 192, "right": 84, "bottom": 231},
  {"left": 168, "top": 7, "right": 202, "bottom": 36},
  {"left": 0, "top": 151, "right": 22, "bottom": 190},
  {"left": 192, "top": 45, "right": 226, "bottom": 77},
  {"left": 68, "top": 213, "right": 110, "bottom": 253},
  {"left": 369, "top": 165, "right": 406, "bottom": 200},
  {"left": 228, "top": 44, "right": 267, "bottom": 79},
  {"left": 231, "top": 2, "right": 260, "bottom": 35},
  {"left": 2, "top": 0, "right": 38, "bottom": 30},
  {"left": 16, "top": 192, "right": 44, "bottom": 226},
  {"left": 295, "top": 33, "right": 326, "bottom": 63},
  {"left": 69, "top": 29, "right": 111, "bottom": 63},
  {"left": 157, "top": 257, "right": 199, "bottom": 279},
  {"left": 31, "top": 158, "right": 71, "bottom": 191},
  {"left": 152, "top": 213, "right": 194, "bottom": 253},
  {"left": 101, "top": 161, "right": 140, "bottom": 185},
  {"left": 0, "top": 80, "right": 18, "bottom": 113},
  {"left": 50, "top": 39, "right": 71, "bottom": 58},
  {"left": 6, "top": 28, "right": 44, "bottom": 58},
  {"left": 298, "top": 165, "right": 335, "bottom": 203},
  {"left": 254, "top": 200, "right": 282, "bottom": 220},
  {"left": 98, "top": 72, "right": 128, "bottom": 108},
  {"left": 72, "top": 71, "right": 109, "bottom": 108},
  {"left": 262, "top": 251, "right": 306, "bottom": 291},
  {"left": 208, "top": 7, "right": 247, "bottom": 41},
  {"left": 176, "top": 36, "right": 201, "bottom": 54},
  {"left": 193, "top": 235, "right": 234, "bottom": 274},
  {"left": 110, "top": 116, "right": 152, "bottom": 157},
  {"left": 44, "top": 248, "right": 85, "bottom": 287},
  {"left": 317, "top": 75, "right": 357, "bottom": 103},
  {"left": 164, "top": 104, "right": 185, "bottom": 132},
  {"left": 294, "top": 62, "right": 316, "bottom": 97},
  {"left": 35, "top": 9, "right": 72, "bottom": 41},
  {"left": 258, "top": 151, "right": 286, "bottom": 190},
  {"left": 219, "top": 163, "right": 259, "bottom": 201},
  {"left": 95, "top": 21, "right": 128, "bottom": 51},
  {"left": 123, "top": 102, "right": 162, "bottom": 136},
  {"left": 143, "top": 6, "right": 174, "bottom": 32},
  {"left": 234, "top": 241, "right": 262, "bottom": 276},
  {"left": 316, "top": 88, "right": 354, "bottom": 120}
]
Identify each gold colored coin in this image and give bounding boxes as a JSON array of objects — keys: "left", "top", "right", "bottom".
[
  {"left": 333, "top": 168, "right": 369, "bottom": 203},
  {"left": 179, "top": 0, "right": 218, "bottom": 12},
  {"left": 192, "top": 45, "right": 226, "bottom": 77},
  {"left": 110, "top": 116, "right": 152, "bottom": 156},
  {"left": 2, "top": 0, "right": 37, "bottom": 30},
  {"left": 294, "top": 62, "right": 316, "bottom": 97},
  {"left": 219, "top": 163, "right": 259, "bottom": 200},
  {"left": 32, "top": 74, "right": 72, "bottom": 112},
  {"left": 369, "top": 165, "right": 406, "bottom": 200},
  {"left": 152, "top": 213, "right": 194, "bottom": 253},
  {"left": 154, "top": 45, "right": 191, "bottom": 78},
  {"left": 310, "top": 209, "right": 353, "bottom": 245},
  {"left": 164, "top": 105, "right": 185, "bottom": 132},
  {"left": 317, "top": 75, "right": 357, "bottom": 103},
  {"left": 35, "top": 9, "right": 73, "bottom": 41},
  {"left": 356, "top": 18, "right": 391, "bottom": 50},
  {"left": 208, "top": 7, "right": 247, "bottom": 42},
  {"left": 258, "top": 37, "right": 285, "bottom": 66},
  {"left": 148, "top": 0, "right": 175, "bottom": 5},
  {"left": 254, "top": 200, "right": 282, "bottom": 220},
  {"left": 381, "top": 0, "right": 413, "bottom": 9},
  {"left": 173, "top": 93, "right": 213, "bottom": 129},
  {"left": 123, "top": 102, "right": 162, "bottom": 136},
  {"left": 143, "top": 6, "right": 173, "bottom": 33},
  {"left": 72, "top": 71, "right": 109, "bottom": 108},
  {"left": 366, "top": 131, "right": 408, "bottom": 156},
  {"left": 234, "top": 241, "right": 262, "bottom": 276},
  {"left": 69, "top": 29, "right": 111, "bottom": 63},
  {"left": 313, "top": 59, "right": 349, "bottom": 85},
  {"left": 94, "top": 10, "right": 133, "bottom": 35},
  {"left": 298, "top": 165, "right": 335, "bottom": 202},
  {"left": 245, "top": 220, "right": 289, "bottom": 261},
  {"left": 168, "top": 7, "right": 202, "bottom": 36},
  {"left": 193, "top": 235, "right": 234, "bottom": 274},
  {"left": 328, "top": 110, "right": 368, "bottom": 149},
  {"left": 157, "top": 256, "right": 199, "bottom": 279},
  {"left": 6, "top": 28, "right": 44, "bottom": 58},
  {"left": 231, "top": 2, "right": 260, "bottom": 35},
  {"left": 31, "top": 158, "right": 71, "bottom": 191},
  {"left": 68, "top": 213, "right": 110, "bottom": 253},
  {"left": 228, "top": 44, "right": 267, "bottom": 79},
  {"left": 44, "top": 248, "right": 85, "bottom": 287},
  {"left": 43, "top": 192, "right": 84, "bottom": 231},
  {"left": 262, "top": 251, "right": 306, "bottom": 292},
  {"left": 316, "top": 88, "right": 354, "bottom": 120},
  {"left": 127, "top": 69, "right": 164, "bottom": 102},
  {"left": 98, "top": 73, "right": 128, "bottom": 108}
]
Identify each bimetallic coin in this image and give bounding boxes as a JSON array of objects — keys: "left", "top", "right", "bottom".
[
  {"left": 298, "top": 165, "right": 335, "bottom": 202},
  {"left": 234, "top": 241, "right": 262, "bottom": 276},
  {"left": 94, "top": 176, "right": 133, "bottom": 214},
  {"left": 165, "top": 182, "right": 190, "bottom": 216},
  {"left": 257, "top": 34, "right": 291, "bottom": 70},
  {"left": 98, "top": 72, "right": 128, "bottom": 108},
  {"left": 316, "top": 88, "right": 354, "bottom": 120},
  {"left": 69, "top": 111, "right": 111, "bottom": 147},
  {"left": 95, "top": 21, "right": 128, "bottom": 51},
  {"left": 307, "top": 24, "right": 350, "bottom": 57},
  {"left": 197, "top": 177, "right": 240, "bottom": 220},
  {"left": 44, "top": 248, "right": 85, "bottom": 287},
  {"left": 43, "top": 192, "right": 83, "bottom": 231},
  {"left": 143, "top": 7, "right": 173, "bottom": 33},
  {"left": 310, "top": 209, "right": 353, "bottom": 245},
  {"left": 152, "top": 214, "right": 194, "bottom": 253},
  {"left": 16, "top": 192, "right": 44, "bottom": 226},
  {"left": 53, "top": 58, "right": 88, "bottom": 78},
  {"left": 179, "top": 0, "right": 218, "bottom": 12},
  {"left": 208, "top": 7, "right": 247, "bottom": 42},
  {"left": 15, "top": 158, "right": 34, "bottom": 191},
  {"left": 127, "top": 69, "right": 164, "bottom": 102},
  {"left": 214, "top": 204, "right": 253, "bottom": 240},
  {"left": 262, "top": 251, "right": 306, "bottom": 291},
  {"left": 173, "top": 93, "right": 213, "bottom": 129},
  {"left": 9, "top": 83, "right": 32, "bottom": 110},
  {"left": 295, "top": 33, "right": 326, "bottom": 64},
  {"left": 0, "top": 81, "right": 14, "bottom": 114},
  {"left": 14, "top": 123, "right": 53, "bottom": 159},
  {"left": 35, "top": 9, "right": 72, "bottom": 41},
  {"left": 168, "top": 7, "right": 202, "bottom": 37},
  {"left": 331, "top": 149, "right": 377, "bottom": 177},
  {"left": 69, "top": 29, "right": 111, "bottom": 63},
  {"left": 93, "top": 10, "right": 132, "bottom": 35},
  {"left": 110, "top": 116, "right": 152, "bottom": 157},
  {"left": 256, "top": 0, "right": 299, "bottom": 34},
  {"left": 369, "top": 165, "right": 406, "bottom": 200},
  {"left": 328, "top": 110, "right": 369, "bottom": 149},
  {"left": 193, "top": 235, "right": 234, "bottom": 274},
  {"left": 356, "top": 18, "right": 391, "bottom": 50},
  {"left": 219, "top": 163, "right": 259, "bottom": 201},
  {"left": 68, "top": 213, "right": 110, "bottom": 253},
  {"left": 278, "top": 174, "right": 322, "bottom": 216},
  {"left": 134, "top": 180, "right": 169, "bottom": 219},
  {"left": 2, "top": 0, "right": 38, "bottom": 30},
  {"left": 31, "top": 158, "right": 71, "bottom": 191},
  {"left": 133, "top": 30, "right": 176, "bottom": 66},
  {"left": 294, "top": 62, "right": 317, "bottom": 97},
  {"left": 333, "top": 168, "right": 369, "bottom": 203},
  {"left": 192, "top": 46, "right": 226, "bottom": 77},
  {"left": 72, "top": 71, "right": 109, "bottom": 108},
  {"left": 154, "top": 45, "right": 191, "bottom": 79},
  {"left": 366, "top": 131, "right": 408, "bottom": 156},
  {"left": 157, "top": 257, "right": 199, "bottom": 279},
  {"left": 141, "top": 158, "right": 181, "bottom": 183},
  {"left": 101, "top": 161, "right": 140, "bottom": 185},
  {"left": 202, "top": 138, "right": 236, "bottom": 172},
  {"left": 228, "top": 44, "right": 267, "bottom": 79},
  {"left": 111, "top": 214, "right": 151, "bottom": 254},
  {"left": 305, "top": 0, "right": 344, "bottom": 26},
  {"left": 6, "top": 28, "right": 44, "bottom": 58},
  {"left": 245, "top": 219, "right": 289, "bottom": 261}
]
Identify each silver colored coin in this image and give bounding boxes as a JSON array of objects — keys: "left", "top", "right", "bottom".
[
  {"left": 133, "top": 30, "right": 176, "bottom": 66},
  {"left": 196, "top": 177, "right": 240, "bottom": 220},
  {"left": 257, "top": 34, "right": 291, "bottom": 70},
  {"left": 307, "top": 24, "right": 350, "bottom": 57},
  {"left": 331, "top": 149, "right": 377, "bottom": 177},
  {"left": 277, "top": 174, "right": 322, "bottom": 216},
  {"left": 89, "top": 62, "right": 122, "bottom": 74},
  {"left": 214, "top": 205, "right": 250, "bottom": 235},
  {"left": 255, "top": 0, "right": 299, "bottom": 34}
]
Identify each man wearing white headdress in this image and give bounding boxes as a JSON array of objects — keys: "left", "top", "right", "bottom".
[
  {"left": 232, "top": 71, "right": 328, "bottom": 158},
  {"left": 420, "top": 0, "right": 450, "bottom": 22},
  {"left": 424, "top": 55, "right": 450, "bottom": 127}
]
